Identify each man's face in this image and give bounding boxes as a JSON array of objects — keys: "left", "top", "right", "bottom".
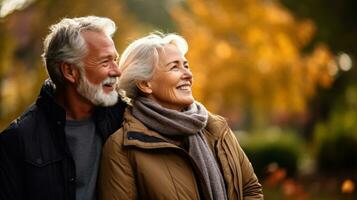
[{"left": 76, "top": 31, "right": 121, "bottom": 106}]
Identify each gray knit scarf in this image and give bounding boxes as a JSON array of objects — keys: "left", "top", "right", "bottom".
[{"left": 132, "top": 97, "right": 227, "bottom": 200}]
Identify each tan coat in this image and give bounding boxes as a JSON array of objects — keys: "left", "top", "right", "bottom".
[{"left": 99, "top": 110, "right": 263, "bottom": 200}]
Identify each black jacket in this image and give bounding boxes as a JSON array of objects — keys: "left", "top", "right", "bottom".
[{"left": 0, "top": 80, "right": 126, "bottom": 200}]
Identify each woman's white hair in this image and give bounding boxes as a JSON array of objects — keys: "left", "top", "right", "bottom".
[
  {"left": 118, "top": 32, "right": 188, "bottom": 99},
  {"left": 42, "top": 16, "right": 116, "bottom": 88}
]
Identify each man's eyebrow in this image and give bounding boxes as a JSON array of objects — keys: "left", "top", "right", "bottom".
[{"left": 99, "top": 53, "right": 119, "bottom": 60}]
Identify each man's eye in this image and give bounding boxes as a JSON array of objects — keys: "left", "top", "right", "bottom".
[{"left": 101, "top": 60, "right": 109, "bottom": 66}]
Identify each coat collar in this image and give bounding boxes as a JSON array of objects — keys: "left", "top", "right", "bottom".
[
  {"left": 121, "top": 108, "right": 227, "bottom": 150},
  {"left": 122, "top": 109, "right": 180, "bottom": 149}
]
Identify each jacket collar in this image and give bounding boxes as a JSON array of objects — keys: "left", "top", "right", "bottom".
[
  {"left": 122, "top": 109, "right": 180, "bottom": 149},
  {"left": 35, "top": 79, "right": 103, "bottom": 122},
  {"left": 36, "top": 79, "right": 66, "bottom": 123},
  {"left": 35, "top": 79, "right": 124, "bottom": 141}
]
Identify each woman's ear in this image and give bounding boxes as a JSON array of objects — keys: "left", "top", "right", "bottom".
[
  {"left": 60, "top": 62, "right": 79, "bottom": 83},
  {"left": 136, "top": 81, "right": 152, "bottom": 94}
]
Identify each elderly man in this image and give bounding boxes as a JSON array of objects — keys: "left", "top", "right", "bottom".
[{"left": 0, "top": 16, "right": 126, "bottom": 200}]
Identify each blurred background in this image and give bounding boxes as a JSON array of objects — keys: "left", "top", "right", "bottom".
[{"left": 0, "top": 0, "right": 356, "bottom": 199}]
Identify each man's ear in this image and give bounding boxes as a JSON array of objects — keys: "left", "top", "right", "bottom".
[
  {"left": 136, "top": 81, "right": 152, "bottom": 94},
  {"left": 60, "top": 62, "right": 79, "bottom": 83}
]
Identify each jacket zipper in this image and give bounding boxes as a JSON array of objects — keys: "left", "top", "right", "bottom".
[{"left": 127, "top": 141, "right": 213, "bottom": 200}]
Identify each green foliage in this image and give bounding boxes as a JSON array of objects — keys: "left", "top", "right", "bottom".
[
  {"left": 238, "top": 127, "right": 303, "bottom": 178},
  {"left": 313, "top": 85, "right": 357, "bottom": 173},
  {"left": 282, "top": 0, "right": 357, "bottom": 56}
]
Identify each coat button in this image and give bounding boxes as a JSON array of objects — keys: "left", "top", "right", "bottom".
[
  {"left": 36, "top": 158, "right": 42, "bottom": 165},
  {"left": 69, "top": 177, "right": 75, "bottom": 182},
  {"left": 57, "top": 121, "right": 62, "bottom": 125}
]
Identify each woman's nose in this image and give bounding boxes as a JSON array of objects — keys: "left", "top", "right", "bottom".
[{"left": 182, "top": 67, "right": 193, "bottom": 79}]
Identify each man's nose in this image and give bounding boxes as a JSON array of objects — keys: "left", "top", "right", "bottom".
[{"left": 109, "top": 63, "right": 121, "bottom": 77}]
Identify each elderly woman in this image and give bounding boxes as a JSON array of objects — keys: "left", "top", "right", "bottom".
[{"left": 99, "top": 33, "right": 263, "bottom": 200}]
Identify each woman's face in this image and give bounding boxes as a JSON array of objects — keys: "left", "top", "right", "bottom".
[{"left": 146, "top": 44, "right": 194, "bottom": 111}]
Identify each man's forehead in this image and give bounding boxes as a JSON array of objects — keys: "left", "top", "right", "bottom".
[{"left": 81, "top": 31, "right": 113, "bottom": 44}]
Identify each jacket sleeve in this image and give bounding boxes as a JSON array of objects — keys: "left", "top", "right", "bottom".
[
  {"left": 98, "top": 130, "right": 137, "bottom": 200},
  {"left": 0, "top": 127, "right": 24, "bottom": 200},
  {"left": 224, "top": 129, "right": 264, "bottom": 200}
]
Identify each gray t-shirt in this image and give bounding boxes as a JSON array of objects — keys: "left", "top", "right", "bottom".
[{"left": 65, "top": 117, "right": 102, "bottom": 200}]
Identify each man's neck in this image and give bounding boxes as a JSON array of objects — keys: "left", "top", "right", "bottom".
[{"left": 56, "top": 87, "right": 94, "bottom": 120}]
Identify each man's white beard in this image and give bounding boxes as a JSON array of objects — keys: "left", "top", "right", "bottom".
[{"left": 76, "top": 73, "right": 118, "bottom": 106}]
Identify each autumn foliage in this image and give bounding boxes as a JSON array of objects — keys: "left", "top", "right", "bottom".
[
  {"left": 172, "top": 0, "right": 336, "bottom": 126},
  {"left": 0, "top": 0, "right": 144, "bottom": 129}
]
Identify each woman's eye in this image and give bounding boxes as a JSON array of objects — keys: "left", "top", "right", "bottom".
[{"left": 170, "top": 65, "right": 179, "bottom": 71}]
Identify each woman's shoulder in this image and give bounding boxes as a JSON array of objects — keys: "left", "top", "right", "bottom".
[
  {"left": 207, "top": 112, "right": 229, "bottom": 129},
  {"left": 105, "top": 128, "right": 126, "bottom": 149},
  {"left": 205, "top": 112, "right": 230, "bottom": 139}
]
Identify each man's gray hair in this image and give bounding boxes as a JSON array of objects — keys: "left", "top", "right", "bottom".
[
  {"left": 118, "top": 32, "right": 188, "bottom": 99},
  {"left": 42, "top": 16, "right": 116, "bottom": 87}
]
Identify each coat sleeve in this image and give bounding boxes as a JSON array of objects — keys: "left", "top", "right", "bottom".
[
  {"left": 0, "top": 127, "right": 24, "bottom": 200},
  {"left": 224, "top": 129, "right": 264, "bottom": 200},
  {"left": 98, "top": 130, "right": 137, "bottom": 200}
]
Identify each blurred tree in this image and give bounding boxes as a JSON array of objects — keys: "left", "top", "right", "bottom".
[
  {"left": 172, "top": 0, "right": 336, "bottom": 129},
  {"left": 281, "top": 0, "right": 357, "bottom": 138},
  {"left": 282, "top": 0, "right": 357, "bottom": 56},
  {"left": 0, "top": 0, "right": 145, "bottom": 130},
  {"left": 124, "top": 0, "right": 176, "bottom": 31},
  {"left": 313, "top": 84, "right": 357, "bottom": 173}
]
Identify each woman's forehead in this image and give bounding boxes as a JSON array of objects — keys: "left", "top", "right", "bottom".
[{"left": 158, "top": 44, "right": 184, "bottom": 61}]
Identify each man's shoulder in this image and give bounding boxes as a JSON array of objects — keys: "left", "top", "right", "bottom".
[
  {"left": 95, "top": 100, "right": 127, "bottom": 138},
  {"left": 1, "top": 103, "right": 43, "bottom": 138}
]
